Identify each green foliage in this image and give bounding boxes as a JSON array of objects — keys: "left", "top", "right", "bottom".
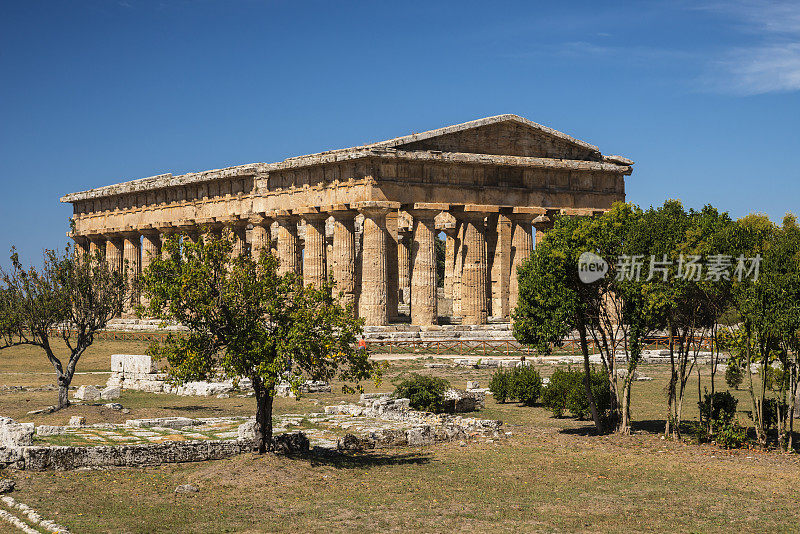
[
  {"left": 724, "top": 363, "right": 744, "bottom": 390},
  {"left": 393, "top": 374, "right": 450, "bottom": 413},
  {"left": 140, "top": 229, "right": 378, "bottom": 452},
  {"left": 488, "top": 369, "right": 512, "bottom": 404},
  {"left": 541, "top": 367, "right": 612, "bottom": 419},
  {"left": 698, "top": 391, "right": 738, "bottom": 425},
  {"left": 715, "top": 421, "right": 748, "bottom": 449},
  {"left": 0, "top": 246, "right": 126, "bottom": 407},
  {"left": 509, "top": 365, "right": 542, "bottom": 406}
]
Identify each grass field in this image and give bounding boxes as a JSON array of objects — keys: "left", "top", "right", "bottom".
[{"left": 0, "top": 340, "right": 799, "bottom": 533}]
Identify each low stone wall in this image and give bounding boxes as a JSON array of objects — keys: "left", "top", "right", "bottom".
[{"left": 0, "top": 439, "right": 252, "bottom": 471}]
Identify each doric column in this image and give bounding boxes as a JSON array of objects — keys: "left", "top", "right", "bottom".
[
  {"left": 250, "top": 214, "right": 273, "bottom": 260},
  {"left": 533, "top": 214, "right": 554, "bottom": 247},
  {"left": 139, "top": 230, "right": 160, "bottom": 313},
  {"left": 159, "top": 227, "right": 176, "bottom": 259},
  {"left": 104, "top": 234, "right": 123, "bottom": 273},
  {"left": 275, "top": 212, "right": 301, "bottom": 276},
  {"left": 88, "top": 235, "right": 104, "bottom": 259},
  {"left": 408, "top": 205, "right": 441, "bottom": 325},
  {"left": 357, "top": 202, "right": 398, "bottom": 326},
  {"left": 491, "top": 213, "right": 512, "bottom": 320},
  {"left": 140, "top": 231, "right": 161, "bottom": 272},
  {"left": 509, "top": 214, "right": 535, "bottom": 315},
  {"left": 329, "top": 207, "right": 357, "bottom": 310},
  {"left": 229, "top": 221, "right": 248, "bottom": 258},
  {"left": 73, "top": 237, "right": 89, "bottom": 261},
  {"left": 452, "top": 221, "right": 465, "bottom": 318},
  {"left": 299, "top": 209, "right": 328, "bottom": 287},
  {"left": 386, "top": 211, "right": 400, "bottom": 320},
  {"left": 122, "top": 232, "right": 141, "bottom": 313},
  {"left": 456, "top": 207, "right": 494, "bottom": 325},
  {"left": 443, "top": 227, "right": 457, "bottom": 303},
  {"left": 397, "top": 224, "right": 411, "bottom": 306}
]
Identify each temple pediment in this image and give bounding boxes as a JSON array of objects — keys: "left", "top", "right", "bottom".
[{"left": 369, "top": 115, "right": 603, "bottom": 161}]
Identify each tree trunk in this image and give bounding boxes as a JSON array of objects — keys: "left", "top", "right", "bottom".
[
  {"left": 578, "top": 321, "right": 602, "bottom": 433},
  {"left": 253, "top": 380, "right": 274, "bottom": 454},
  {"left": 57, "top": 372, "right": 71, "bottom": 409},
  {"left": 666, "top": 327, "right": 676, "bottom": 438}
]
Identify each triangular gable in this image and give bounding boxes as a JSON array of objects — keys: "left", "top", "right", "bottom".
[{"left": 370, "top": 115, "right": 602, "bottom": 161}]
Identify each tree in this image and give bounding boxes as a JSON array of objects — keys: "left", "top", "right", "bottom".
[
  {"left": 139, "top": 229, "right": 380, "bottom": 453},
  {"left": 514, "top": 203, "right": 641, "bottom": 432},
  {"left": 0, "top": 247, "right": 126, "bottom": 408}
]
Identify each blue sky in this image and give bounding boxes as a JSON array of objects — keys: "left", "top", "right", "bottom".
[{"left": 1, "top": 0, "right": 798, "bottom": 267}]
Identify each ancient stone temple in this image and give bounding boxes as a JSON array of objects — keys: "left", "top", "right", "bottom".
[{"left": 61, "top": 115, "right": 633, "bottom": 326}]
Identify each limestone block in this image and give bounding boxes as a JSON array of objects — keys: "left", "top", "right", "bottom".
[
  {"left": 100, "top": 386, "right": 121, "bottom": 400},
  {"left": 68, "top": 416, "right": 85, "bottom": 427},
  {"left": 0, "top": 418, "right": 34, "bottom": 447},
  {"left": 73, "top": 385, "right": 101, "bottom": 401},
  {"left": 111, "top": 354, "right": 156, "bottom": 374},
  {"left": 406, "top": 425, "right": 434, "bottom": 446},
  {"left": 35, "top": 425, "right": 66, "bottom": 437},
  {"left": 237, "top": 421, "right": 256, "bottom": 441}
]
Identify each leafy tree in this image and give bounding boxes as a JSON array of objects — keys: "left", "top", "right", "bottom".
[
  {"left": 731, "top": 214, "right": 800, "bottom": 449},
  {"left": 140, "top": 229, "right": 379, "bottom": 453},
  {"left": 0, "top": 247, "right": 126, "bottom": 408}
]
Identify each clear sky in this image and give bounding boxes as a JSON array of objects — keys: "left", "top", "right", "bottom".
[{"left": 1, "top": 0, "right": 798, "bottom": 267}]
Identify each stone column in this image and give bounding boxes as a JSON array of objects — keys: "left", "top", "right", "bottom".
[
  {"left": 250, "top": 215, "right": 273, "bottom": 260},
  {"left": 159, "top": 228, "right": 176, "bottom": 259},
  {"left": 275, "top": 212, "right": 301, "bottom": 276},
  {"left": 458, "top": 209, "right": 491, "bottom": 325},
  {"left": 229, "top": 221, "right": 248, "bottom": 258},
  {"left": 509, "top": 216, "right": 534, "bottom": 315},
  {"left": 491, "top": 213, "right": 512, "bottom": 320},
  {"left": 443, "top": 227, "right": 457, "bottom": 302},
  {"left": 357, "top": 203, "right": 396, "bottom": 326},
  {"left": 73, "top": 237, "right": 89, "bottom": 261},
  {"left": 88, "top": 236, "right": 104, "bottom": 259},
  {"left": 140, "top": 231, "right": 161, "bottom": 272},
  {"left": 452, "top": 221, "right": 465, "bottom": 318},
  {"left": 329, "top": 208, "right": 357, "bottom": 310},
  {"left": 300, "top": 210, "right": 327, "bottom": 287},
  {"left": 533, "top": 215, "right": 554, "bottom": 247},
  {"left": 105, "top": 235, "right": 123, "bottom": 273},
  {"left": 397, "top": 227, "right": 411, "bottom": 306},
  {"left": 122, "top": 232, "right": 141, "bottom": 314},
  {"left": 386, "top": 211, "right": 400, "bottom": 320},
  {"left": 409, "top": 206, "right": 440, "bottom": 325}
]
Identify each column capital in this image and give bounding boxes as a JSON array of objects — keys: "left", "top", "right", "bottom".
[
  {"left": 297, "top": 207, "right": 329, "bottom": 222},
  {"left": 532, "top": 214, "right": 553, "bottom": 231},
  {"left": 273, "top": 210, "right": 299, "bottom": 223},
  {"left": 354, "top": 200, "right": 401, "bottom": 215}
]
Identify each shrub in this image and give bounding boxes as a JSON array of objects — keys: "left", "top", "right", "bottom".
[
  {"left": 725, "top": 363, "right": 743, "bottom": 390},
  {"left": 393, "top": 374, "right": 450, "bottom": 413},
  {"left": 541, "top": 367, "right": 612, "bottom": 420},
  {"left": 698, "top": 391, "right": 738, "bottom": 426},
  {"left": 509, "top": 365, "right": 542, "bottom": 406},
  {"left": 715, "top": 421, "right": 748, "bottom": 449},
  {"left": 489, "top": 369, "right": 512, "bottom": 404}
]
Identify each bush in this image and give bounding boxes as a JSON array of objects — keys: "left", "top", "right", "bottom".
[
  {"left": 393, "top": 374, "right": 450, "bottom": 413},
  {"left": 698, "top": 391, "right": 738, "bottom": 426},
  {"left": 509, "top": 365, "right": 542, "bottom": 406},
  {"left": 715, "top": 422, "right": 748, "bottom": 449},
  {"left": 489, "top": 369, "right": 512, "bottom": 404},
  {"left": 725, "top": 363, "right": 743, "bottom": 390},
  {"left": 541, "top": 367, "right": 612, "bottom": 420}
]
